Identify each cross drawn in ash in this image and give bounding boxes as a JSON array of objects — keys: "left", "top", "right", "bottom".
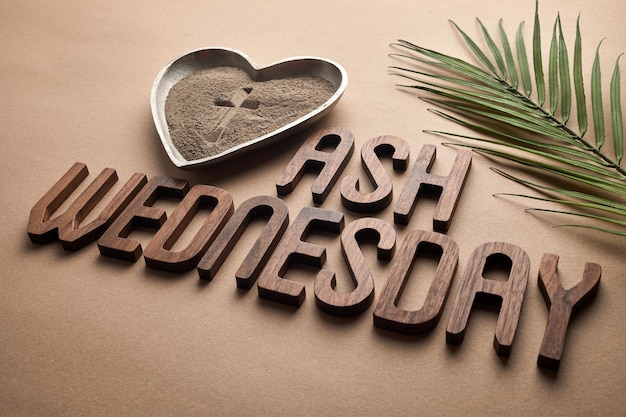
[{"left": 208, "top": 87, "right": 259, "bottom": 142}]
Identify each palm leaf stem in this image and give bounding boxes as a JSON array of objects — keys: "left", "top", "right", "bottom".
[
  {"left": 514, "top": 91, "right": 626, "bottom": 175},
  {"left": 391, "top": 40, "right": 626, "bottom": 177},
  {"left": 429, "top": 128, "right": 623, "bottom": 180},
  {"left": 426, "top": 109, "right": 609, "bottom": 167},
  {"left": 445, "top": 142, "right": 626, "bottom": 197}
]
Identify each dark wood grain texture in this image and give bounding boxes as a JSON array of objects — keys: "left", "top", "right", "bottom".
[
  {"left": 446, "top": 242, "right": 530, "bottom": 356},
  {"left": 257, "top": 206, "right": 344, "bottom": 307},
  {"left": 143, "top": 184, "right": 234, "bottom": 272},
  {"left": 373, "top": 229, "right": 459, "bottom": 334},
  {"left": 197, "top": 195, "right": 289, "bottom": 288},
  {"left": 276, "top": 127, "right": 354, "bottom": 205},
  {"left": 314, "top": 217, "right": 396, "bottom": 316},
  {"left": 537, "top": 253, "right": 602, "bottom": 370},
  {"left": 28, "top": 162, "right": 146, "bottom": 250},
  {"left": 394, "top": 145, "right": 471, "bottom": 232},
  {"left": 97, "top": 176, "right": 189, "bottom": 262},
  {"left": 340, "top": 135, "right": 410, "bottom": 213}
]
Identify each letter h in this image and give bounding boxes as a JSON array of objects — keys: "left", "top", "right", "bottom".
[{"left": 394, "top": 145, "right": 471, "bottom": 232}]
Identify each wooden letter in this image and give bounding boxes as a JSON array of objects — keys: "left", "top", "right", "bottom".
[
  {"left": 143, "top": 185, "right": 234, "bottom": 272},
  {"left": 257, "top": 207, "right": 344, "bottom": 307},
  {"left": 314, "top": 217, "right": 396, "bottom": 316},
  {"left": 340, "top": 135, "right": 410, "bottom": 213},
  {"left": 537, "top": 253, "right": 602, "bottom": 370},
  {"left": 197, "top": 195, "right": 289, "bottom": 288},
  {"left": 394, "top": 145, "right": 471, "bottom": 232},
  {"left": 276, "top": 127, "right": 354, "bottom": 205},
  {"left": 373, "top": 229, "right": 458, "bottom": 334},
  {"left": 97, "top": 176, "right": 189, "bottom": 262},
  {"left": 28, "top": 162, "right": 146, "bottom": 250},
  {"left": 446, "top": 242, "right": 530, "bottom": 356}
]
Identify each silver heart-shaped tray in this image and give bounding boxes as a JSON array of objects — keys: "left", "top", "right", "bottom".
[{"left": 151, "top": 47, "right": 348, "bottom": 169}]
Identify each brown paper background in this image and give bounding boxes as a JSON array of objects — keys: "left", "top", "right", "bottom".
[{"left": 2, "top": 0, "right": 625, "bottom": 415}]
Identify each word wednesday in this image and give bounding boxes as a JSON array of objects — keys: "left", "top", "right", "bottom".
[{"left": 28, "top": 127, "right": 601, "bottom": 371}]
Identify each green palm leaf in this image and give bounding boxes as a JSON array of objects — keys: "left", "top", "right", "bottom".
[
  {"left": 573, "top": 16, "right": 588, "bottom": 135},
  {"left": 528, "top": 209, "right": 626, "bottom": 236},
  {"left": 611, "top": 55, "right": 624, "bottom": 163},
  {"left": 548, "top": 18, "right": 559, "bottom": 115},
  {"left": 591, "top": 41, "right": 606, "bottom": 148},
  {"left": 477, "top": 18, "right": 507, "bottom": 79},
  {"left": 425, "top": 109, "right": 609, "bottom": 167},
  {"left": 450, "top": 20, "right": 501, "bottom": 79},
  {"left": 499, "top": 20, "right": 518, "bottom": 89},
  {"left": 557, "top": 16, "right": 571, "bottom": 123},
  {"left": 533, "top": 1, "right": 546, "bottom": 106},
  {"left": 516, "top": 22, "right": 533, "bottom": 97},
  {"left": 491, "top": 169, "right": 626, "bottom": 215},
  {"left": 389, "top": 3, "right": 626, "bottom": 235},
  {"left": 433, "top": 130, "right": 623, "bottom": 181},
  {"left": 444, "top": 141, "right": 626, "bottom": 197}
]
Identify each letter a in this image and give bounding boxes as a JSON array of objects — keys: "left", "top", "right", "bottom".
[
  {"left": 446, "top": 242, "right": 530, "bottom": 356},
  {"left": 276, "top": 127, "right": 354, "bottom": 205}
]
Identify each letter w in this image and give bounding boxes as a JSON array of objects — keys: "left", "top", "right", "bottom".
[{"left": 27, "top": 162, "right": 145, "bottom": 250}]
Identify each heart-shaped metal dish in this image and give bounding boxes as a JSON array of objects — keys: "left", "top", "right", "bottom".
[{"left": 151, "top": 47, "right": 348, "bottom": 169}]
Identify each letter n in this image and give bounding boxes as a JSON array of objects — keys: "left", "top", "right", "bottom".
[{"left": 197, "top": 195, "right": 289, "bottom": 288}]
